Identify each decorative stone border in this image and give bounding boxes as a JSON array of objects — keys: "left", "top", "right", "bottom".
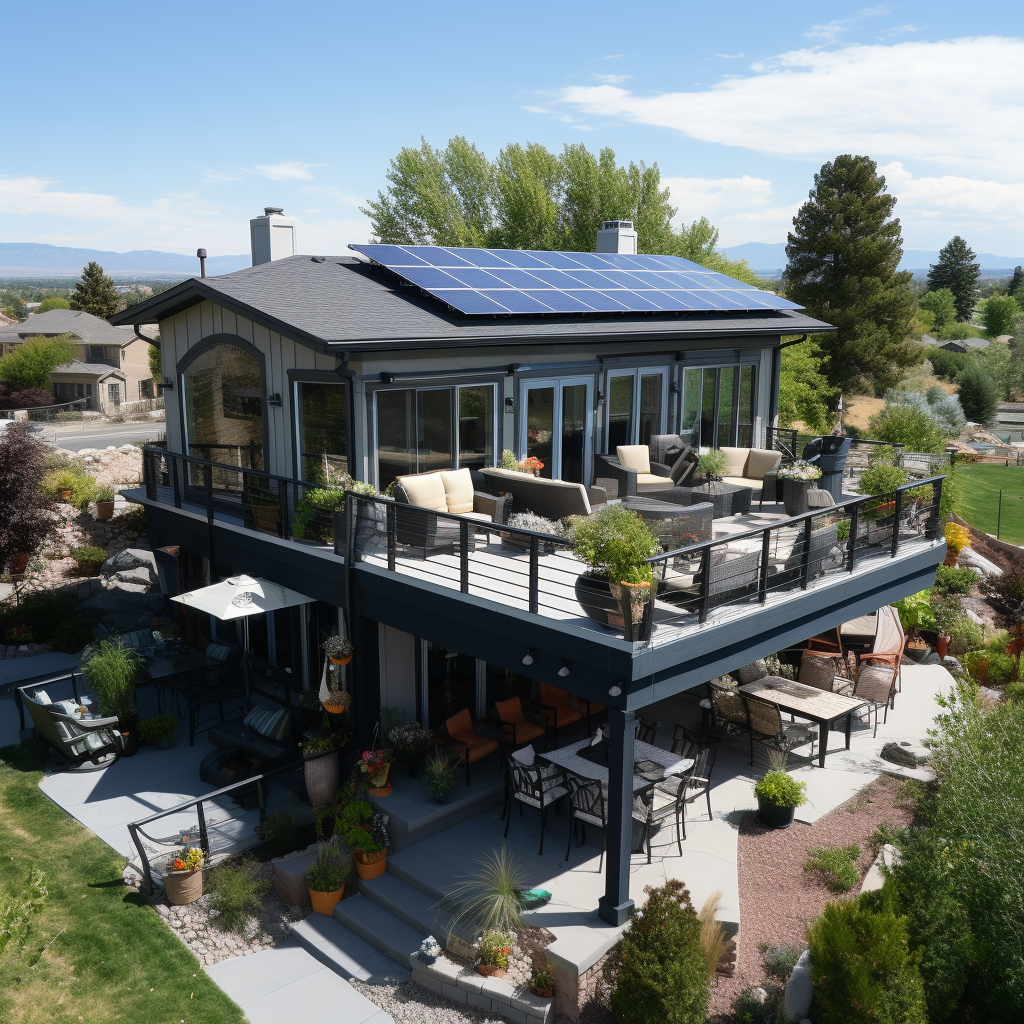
[{"left": 409, "top": 952, "right": 553, "bottom": 1024}]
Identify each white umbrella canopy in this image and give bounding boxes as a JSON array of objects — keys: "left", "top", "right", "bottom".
[{"left": 172, "top": 574, "right": 313, "bottom": 620}]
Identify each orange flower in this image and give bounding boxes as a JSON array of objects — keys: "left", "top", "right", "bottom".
[{"left": 172, "top": 859, "right": 186, "bottom": 871}]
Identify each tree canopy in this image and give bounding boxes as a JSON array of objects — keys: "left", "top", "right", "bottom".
[
  {"left": 927, "top": 236, "right": 980, "bottom": 322},
  {"left": 1009, "top": 265, "right": 1024, "bottom": 299},
  {"left": 36, "top": 297, "right": 71, "bottom": 313},
  {"left": 0, "top": 335, "right": 77, "bottom": 390},
  {"left": 363, "top": 136, "right": 763, "bottom": 284},
  {"left": 778, "top": 337, "right": 838, "bottom": 433},
  {"left": 0, "top": 423, "right": 57, "bottom": 569},
  {"left": 981, "top": 295, "right": 1019, "bottom": 339},
  {"left": 784, "top": 154, "right": 919, "bottom": 395},
  {"left": 69, "top": 261, "right": 119, "bottom": 319},
  {"left": 919, "top": 288, "right": 957, "bottom": 335}
]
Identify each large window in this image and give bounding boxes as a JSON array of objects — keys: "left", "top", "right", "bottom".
[
  {"left": 296, "top": 380, "right": 349, "bottom": 483},
  {"left": 375, "top": 384, "right": 495, "bottom": 489},
  {"left": 605, "top": 368, "right": 668, "bottom": 450},
  {"left": 682, "top": 365, "right": 756, "bottom": 449},
  {"left": 182, "top": 341, "right": 264, "bottom": 469}
]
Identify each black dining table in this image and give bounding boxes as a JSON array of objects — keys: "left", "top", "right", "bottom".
[{"left": 135, "top": 641, "right": 208, "bottom": 711}]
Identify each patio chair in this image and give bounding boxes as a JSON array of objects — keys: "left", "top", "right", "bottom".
[
  {"left": 708, "top": 681, "right": 750, "bottom": 735},
  {"left": 635, "top": 717, "right": 660, "bottom": 746},
  {"left": 494, "top": 697, "right": 547, "bottom": 750},
  {"left": 670, "top": 724, "right": 706, "bottom": 760},
  {"left": 536, "top": 684, "right": 583, "bottom": 746},
  {"left": 837, "top": 657, "right": 898, "bottom": 737},
  {"left": 646, "top": 736, "right": 720, "bottom": 859},
  {"left": 504, "top": 752, "right": 568, "bottom": 854},
  {"left": 861, "top": 605, "right": 905, "bottom": 693},
  {"left": 171, "top": 659, "right": 245, "bottom": 746},
  {"left": 441, "top": 708, "right": 500, "bottom": 786},
  {"left": 17, "top": 685, "right": 121, "bottom": 772},
  {"left": 742, "top": 694, "right": 817, "bottom": 766},
  {"left": 565, "top": 775, "right": 607, "bottom": 871}
]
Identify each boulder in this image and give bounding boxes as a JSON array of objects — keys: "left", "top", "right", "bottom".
[
  {"left": 785, "top": 950, "right": 813, "bottom": 1021},
  {"left": 880, "top": 741, "right": 930, "bottom": 768},
  {"left": 115, "top": 567, "right": 152, "bottom": 587},
  {"left": 103, "top": 547, "right": 156, "bottom": 575}
]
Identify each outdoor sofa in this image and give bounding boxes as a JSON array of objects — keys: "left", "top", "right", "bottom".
[
  {"left": 717, "top": 446, "right": 783, "bottom": 500},
  {"left": 594, "top": 444, "right": 698, "bottom": 498},
  {"left": 478, "top": 467, "right": 605, "bottom": 521}
]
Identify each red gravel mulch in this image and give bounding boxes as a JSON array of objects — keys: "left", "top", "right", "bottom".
[{"left": 708, "top": 774, "right": 916, "bottom": 1020}]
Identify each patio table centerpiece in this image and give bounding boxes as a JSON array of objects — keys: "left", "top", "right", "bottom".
[
  {"left": 163, "top": 846, "right": 204, "bottom": 905},
  {"left": 777, "top": 460, "right": 823, "bottom": 516},
  {"left": 358, "top": 748, "right": 394, "bottom": 796}
]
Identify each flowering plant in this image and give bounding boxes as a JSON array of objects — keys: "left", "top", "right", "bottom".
[
  {"left": 301, "top": 731, "right": 336, "bottom": 755},
  {"left": 518, "top": 456, "right": 545, "bottom": 473},
  {"left": 944, "top": 522, "right": 970, "bottom": 555},
  {"left": 322, "top": 634, "right": 353, "bottom": 658},
  {"left": 167, "top": 847, "right": 203, "bottom": 873},
  {"left": 777, "top": 460, "right": 823, "bottom": 482},
  {"left": 358, "top": 749, "right": 392, "bottom": 775},
  {"left": 388, "top": 722, "right": 430, "bottom": 757},
  {"left": 419, "top": 935, "right": 443, "bottom": 958},
  {"left": 3, "top": 625, "right": 34, "bottom": 643}
]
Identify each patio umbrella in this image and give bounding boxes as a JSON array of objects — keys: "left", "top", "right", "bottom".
[{"left": 172, "top": 575, "right": 314, "bottom": 700}]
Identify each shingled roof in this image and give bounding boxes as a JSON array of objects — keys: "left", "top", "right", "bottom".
[
  {"left": 110, "top": 254, "right": 834, "bottom": 353},
  {"left": 0, "top": 308, "right": 139, "bottom": 347}
]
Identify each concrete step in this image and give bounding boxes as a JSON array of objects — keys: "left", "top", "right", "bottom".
[
  {"left": 289, "top": 915, "right": 410, "bottom": 985},
  {"left": 385, "top": 846, "right": 455, "bottom": 903},
  {"left": 359, "top": 871, "right": 455, "bottom": 939},
  {"left": 334, "top": 892, "right": 428, "bottom": 967}
]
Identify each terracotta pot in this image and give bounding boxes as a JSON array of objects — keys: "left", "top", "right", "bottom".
[
  {"left": 353, "top": 848, "right": 387, "bottom": 880},
  {"left": 95, "top": 500, "right": 115, "bottom": 520},
  {"left": 476, "top": 964, "right": 506, "bottom": 978},
  {"left": 367, "top": 762, "right": 391, "bottom": 790},
  {"left": 309, "top": 883, "right": 345, "bottom": 916},
  {"left": 937, "top": 633, "right": 950, "bottom": 659},
  {"left": 164, "top": 868, "right": 203, "bottom": 905},
  {"left": 367, "top": 782, "right": 392, "bottom": 797}
]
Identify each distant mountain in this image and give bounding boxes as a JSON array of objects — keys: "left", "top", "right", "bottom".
[
  {"left": 720, "top": 241, "right": 1024, "bottom": 275},
  {"left": 0, "top": 242, "right": 251, "bottom": 278}
]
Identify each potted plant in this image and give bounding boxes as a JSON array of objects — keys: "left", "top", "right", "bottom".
[
  {"left": 476, "top": 931, "right": 513, "bottom": 978},
  {"left": 753, "top": 768, "right": 807, "bottom": 829},
  {"left": 322, "top": 634, "right": 353, "bottom": 665},
  {"left": 306, "top": 844, "right": 350, "bottom": 916},
  {"left": 777, "top": 460, "right": 823, "bottom": 516},
  {"left": 358, "top": 748, "right": 393, "bottom": 795},
  {"left": 518, "top": 456, "right": 545, "bottom": 477},
  {"left": 423, "top": 748, "right": 455, "bottom": 803},
  {"left": 293, "top": 486, "right": 346, "bottom": 543},
  {"left": 83, "top": 639, "right": 138, "bottom": 756},
  {"left": 341, "top": 801, "right": 390, "bottom": 879},
  {"left": 943, "top": 522, "right": 970, "bottom": 566},
  {"left": 417, "top": 934, "right": 443, "bottom": 966},
  {"left": 164, "top": 846, "right": 204, "bottom": 904},
  {"left": 499, "top": 449, "right": 520, "bottom": 471},
  {"left": 696, "top": 449, "right": 729, "bottom": 491},
  {"left": 138, "top": 713, "right": 179, "bottom": 750},
  {"left": 530, "top": 958, "right": 555, "bottom": 998},
  {"left": 321, "top": 687, "right": 351, "bottom": 716},
  {"left": 94, "top": 485, "right": 117, "bottom": 520},
  {"left": 301, "top": 731, "right": 339, "bottom": 809},
  {"left": 501, "top": 511, "right": 563, "bottom": 553},
  {"left": 569, "top": 505, "right": 660, "bottom": 638},
  {"left": 388, "top": 721, "right": 431, "bottom": 777},
  {"left": 71, "top": 545, "right": 107, "bottom": 577}
]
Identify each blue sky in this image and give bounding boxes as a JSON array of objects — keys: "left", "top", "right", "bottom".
[{"left": 1, "top": 0, "right": 1022, "bottom": 258}]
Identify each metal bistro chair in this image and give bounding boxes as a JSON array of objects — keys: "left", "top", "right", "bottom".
[
  {"left": 742, "top": 694, "right": 816, "bottom": 767},
  {"left": 708, "top": 681, "right": 750, "bottom": 736},
  {"left": 646, "top": 736, "right": 721, "bottom": 859},
  {"left": 635, "top": 717, "right": 660, "bottom": 746},
  {"left": 171, "top": 660, "right": 245, "bottom": 746},
  {"left": 504, "top": 753, "right": 568, "bottom": 855},
  {"left": 565, "top": 775, "right": 608, "bottom": 871}
]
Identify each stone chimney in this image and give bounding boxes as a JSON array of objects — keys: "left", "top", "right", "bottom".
[
  {"left": 250, "top": 207, "right": 297, "bottom": 266},
  {"left": 596, "top": 220, "right": 638, "bottom": 255}
]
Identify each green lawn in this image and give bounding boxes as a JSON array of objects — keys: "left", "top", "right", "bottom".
[
  {"left": 956, "top": 462, "right": 1024, "bottom": 544},
  {"left": 0, "top": 743, "right": 247, "bottom": 1024}
]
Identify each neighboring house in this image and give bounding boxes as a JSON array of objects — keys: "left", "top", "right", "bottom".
[
  {"left": 919, "top": 332, "right": 990, "bottom": 354},
  {"left": 114, "top": 222, "right": 944, "bottom": 931},
  {"left": 0, "top": 307, "right": 155, "bottom": 413},
  {"left": 991, "top": 402, "right": 1024, "bottom": 443}
]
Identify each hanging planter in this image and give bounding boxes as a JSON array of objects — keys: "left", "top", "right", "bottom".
[
  {"left": 322, "top": 634, "right": 353, "bottom": 665},
  {"left": 321, "top": 689, "right": 351, "bottom": 715}
]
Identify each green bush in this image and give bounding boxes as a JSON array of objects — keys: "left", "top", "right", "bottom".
[
  {"left": 118, "top": 503, "right": 148, "bottom": 533},
  {"left": 760, "top": 942, "right": 803, "bottom": 983},
  {"left": 927, "top": 348, "right": 970, "bottom": 381},
  {"left": 933, "top": 564, "right": 979, "bottom": 595},
  {"left": 70, "top": 545, "right": 107, "bottom": 573},
  {"left": 808, "top": 898, "right": 928, "bottom": 1024},
  {"left": 0, "top": 589, "right": 95, "bottom": 653},
  {"left": 208, "top": 857, "right": 271, "bottom": 933},
  {"left": 570, "top": 504, "right": 660, "bottom": 587},
  {"left": 42, "top": 466, "right": 96, "bottom": 510},
  {"left": 858, "top": 464, "right": 909, "bottom": 497},
  {"left": 753, "top": 770, "right": 806, "bottom": 808},
  {"left": 867, "top": 404, "right": 947, "bottom": 453},
  {"left": 292, "top": 486, "right": 346, "bottom": 541},
  {"left": 610, "top": 880, "right": 710, "bottom": 1024},
  {"left": 894, "top": 591, "right": 935, "bottom": 633},
  {"left": 804, "top": 845, "right": 862, "bottom": 892},
  {"left": 83, "top": 639, "right": 137, "bottom": 725}
]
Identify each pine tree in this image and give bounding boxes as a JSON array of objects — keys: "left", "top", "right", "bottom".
[
  {"left": 69, "top": 262, "right": 119, "bottom": 319},
  {"left": 957, "top": 364, "right": 997, "bottom": 423},
  {"left": 927, "top": 237, "right": 980, "bottom": 322},
  {"left": 1008, "top": 265, "right": 1024, "bottom": 299},
  {"left": 784, "top": 155, "right": 919, "bottom": 395}
]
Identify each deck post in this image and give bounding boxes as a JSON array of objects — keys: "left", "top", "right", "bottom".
[{"left": 599, "top": 707, "right": 636, "bottom": 927}]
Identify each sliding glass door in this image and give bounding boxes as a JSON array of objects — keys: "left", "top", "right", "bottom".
[
  {"left": 681, "top": 365, "right": 756, "bottom": 449},
  {"left": 606, "top": 368, "right": 668, "bottom": 450},
  {"left": 520, "top": 377, "right": 593, "bottom": 483}
]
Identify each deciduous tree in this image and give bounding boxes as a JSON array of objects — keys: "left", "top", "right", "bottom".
[
  {"left": 778, "top": 338, "right": 838, "bottom": 433},
  {"left": 0, "top": 335, "right": 77, "bottom": 390},
  {"left": 35, "top": 297, "right": 71, "bottom": 313},
  {"left": 919, "top": 288, "right": 957, "bottom": 334},
  {"left": 981, "top": 294, "right": 1019, "bottom": 339},
  {"left": 784, "top": 154, "right": 919, "bottom": 394},
  {"left": 69, "top": 261, "right": 120, "bottom": 319},
  {"left": 0, "top": 423, "right": 57, "bottom": 570},
  {"left": 927, "top": 236, "right": 980, "bottom": 322}
]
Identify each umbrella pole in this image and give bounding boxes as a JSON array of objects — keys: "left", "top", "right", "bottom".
[{"left": 244, "top": 616, "right": 252, "bottom": 706}]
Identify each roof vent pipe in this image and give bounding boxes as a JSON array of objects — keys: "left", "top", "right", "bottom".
[
  {"left": 250, "top": 207, "right": 297, "bottom": 266},
  {"left": 596, "top": 220, "right": 638, "bottom": 255},
  {"left": 196, "top": 248, "right": 207, "bottom": 278}
]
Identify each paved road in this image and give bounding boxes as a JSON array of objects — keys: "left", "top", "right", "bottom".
[{"left": 49, "top": 420, "right": 166, "bottom": 452}]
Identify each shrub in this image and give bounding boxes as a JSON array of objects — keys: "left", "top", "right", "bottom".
[
  {"left": 570, "top": 504, "right": 660, "bottom": 587},
  {"left": 255, "top": 807, "right": 302, "bottom": 857},
  {"left": 867, "top": 402, "right": 948, "bottom": 454},
  {"left": 446, "top": 845, "right": 527, "bottom": 941},
  {"left": 894, "top": 591, "right": 935, "bottom": 633},
  {"left": 83, "top": 639, "right": 137, "bottom": 725},
  {"left": 804, "top": 845, "right": 862, "bottom": 892},
  {"left": 43, "top": 466, "right": 95, "bottom": 509},
  {"left": 71, "top": 545, "right": 107, "bottom": 573},
  {"left": 292, "top": 486, "right": 346, "bottom": 541},
  {"left": 304, "top": 846, "right": 349, "bottom": 895},
  {"left": 610, "top": 880, "right": 710, "bottom": 1024},
  {"left": 0, "top": 421, "right": 57, "bottom": 569},
  {"left": 94, "top": 485, "right": 116, "bottom": 503},
  {"left": 760, "top": 942, "right": 803, "bottom": 983},
  {"left": 118, "top": 503, "right": 148, "bottom": 533},
  {"left": 982, "top": 563, "right": 1024, "bottom": 628},
  {"left": 208, "top": 857, "right": 271, "bottom": 933},
  {"left": 927, "top": 348, "right": 969, "bottom": 381},
  {"left": 957, "top": 364, "right": 998, "bottom": 423},
  {"left": 808, "top": 898, "right": 928, "bottom": 1024},
  {"left": 0, "top": 589, "right": 95, "bottom": 653},
  {"left": 753, "top": 770, "right": 806, "bottom": 808},
  {"left": 933, "top": 564, "right": 978, "bottom": 595},
  {"left": 858, "top": 463, "right": 908, "bottom": 497}
]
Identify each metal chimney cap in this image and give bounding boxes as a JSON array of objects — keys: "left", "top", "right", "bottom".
[
  {"left": 264, "top": 207, "right": 284, "bottom": 216},
  {"left": 196, "top": 248, "right": 207, "bottom": 258}
]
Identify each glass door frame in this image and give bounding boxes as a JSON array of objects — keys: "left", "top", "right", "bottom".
[
  {"left": 680, "top": 363, "right": 757, "bottom": 449},
  {"left": 604, "top": 366, "right": 670, "bottom": 448},
  {"left": 517, "top": 375, "right": 595, "bottom": 484}
]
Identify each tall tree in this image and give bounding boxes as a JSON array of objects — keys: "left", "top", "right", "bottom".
[
  {"left": 69, "top": 261, "right": 119, "bottom": 319},
  {"left": 0, "top": 423, "right": 57, "bottom": 571},
  {"left": 778, "top": 337, "right": 838, "bottom": 433},
  {"left": 490, "top": 142, "right": 561, "bottom": 250},
  {"left": 0, "top": 335, "right": 77, "bottom": 390},
  {"left": 784, "top": 154, "right": 919, "bottom": 395},
  {"left": 36, "top": 297, "right": 71, "bottom": 313},
  {"left": 919, "top": 288, "right": 956, "bottom": 334},
  {"left": 981, "top": 295, "right": 1019, "bottom": 338},
  {"left": 927, "top": 236, "right": 980, "bottom": 322},
  {"left": 957, "top": 364, "right": 998, "bottom": 423},
  {"left": 1009, "top": 265, "right": 1024, "bottom": 299}
]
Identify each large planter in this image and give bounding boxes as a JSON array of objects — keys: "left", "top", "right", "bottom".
[
  {"left": 95, "top": 500, "right": 115, "bottom": 520},
  {"left": 309, "top": 883, "right": 345, "bottom": 916},
  {"left": 164, "top": 868, "right": 203, "bottom": 905},
  {"left": 119, "top": 716, "right": 139, "bottom": 758},
  {"left": 575, "top": 574, "right": 624, "bottom": 629},
  {"left": 353, "top": 848, "right": 387, "bottom": 880},
  {"left": 304, "top": 749, "right": 340, "bottom": 809},
  {"left": 756, "top": 798, "right": 796, "bottom": 829},
  {"left": 782, "top": 478, "right": 812, "bottom": 517},
  {"left": 250, "top": 504, "right": 281, "bottom": 535}
]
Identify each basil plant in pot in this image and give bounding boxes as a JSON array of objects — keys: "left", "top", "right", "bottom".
[
  {"left": 753, "top": 758, "right": 807, "bottom": 829},
  {"left": 569, "top": 505, "right": 660, "bottom": 639}
]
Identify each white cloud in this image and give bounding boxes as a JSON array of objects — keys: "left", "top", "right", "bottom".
[
  {"left": 593, "top": 73, "right": 630, "bottom": 84},
  {"left": 805, "top": 20, "right": 850, "bottom": 43},
  {"left": 253, "top": 161, "right": 317, "bottom": 181},
  {"left": 553, "top": 37, "right": 1024, "bottom": 179},
  {"left": 715, "top": 53, "right": 745, "bottom": 59}
]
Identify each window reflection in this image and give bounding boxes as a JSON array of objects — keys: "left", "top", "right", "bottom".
[{"left": 297, "top": 381, "right": 349, "bottom": 483}]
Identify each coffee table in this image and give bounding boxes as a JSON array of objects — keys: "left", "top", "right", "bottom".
[{"left": 691, "top": 483, "right": 752, "bottom": 517}]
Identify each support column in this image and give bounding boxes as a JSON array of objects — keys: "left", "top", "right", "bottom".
[{"left": 598, "top": 707, "right": 636, "bottom": 926}]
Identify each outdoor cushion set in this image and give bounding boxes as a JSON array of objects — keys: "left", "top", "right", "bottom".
[{"left": 17, "top": 684, "right": 123, "bottom": 772}]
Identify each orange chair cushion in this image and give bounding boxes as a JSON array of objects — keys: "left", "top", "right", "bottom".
[
  {"left": 463, "top": 735, "right": 499, "bottom": 763},
  {"left": 539, "top": 684, "right": 571, "bottom": 707},
  {"left": 446, "top": 708, "right": 477, "bottom": 744},
  {"left": 539, "top": 704, "right": 582, "bottom": 728},
  {"left": 496, "top": 697, "right": 525, "bottom": 724}
]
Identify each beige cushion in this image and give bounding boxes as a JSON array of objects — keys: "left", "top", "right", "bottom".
[
  {"left": 617, "top": 445, "right": 651, "bottom": 474},
  {"left": 636, "top": 472, "right": 672, "bottom": 492},
  {"left": 746, "top": 448, "right": 782, "bottom": 480},
  {"left": 398, "top": 472, "right": 447, "bottom": 512},
  {"left": 718, "top": 447, "right": 750, "bottom": 477},
  {"left": 722, "top": 476, "right": 761, "bottom": 491},
  {"left": 462, "top": 511, "right": 492, "bottom": 523},
  {"left": 439, "top": 468, "right": 474, "bottom": 514}
]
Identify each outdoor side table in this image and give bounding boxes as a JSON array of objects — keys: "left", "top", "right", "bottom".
[
  {"left": 738, "top": 678, "right": 867, "bottom": 768},
  {"left": 690, "top": 483, "right": 752, "bottom": 518}
]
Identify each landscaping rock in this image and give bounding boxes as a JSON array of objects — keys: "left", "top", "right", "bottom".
[
  {"left": 785, "top": 950, "right": 813, "bottom": 1021},
  {"left": 103, "top": 546, "right": 156, "bottom": 575},
  {"left": 115, "top": 567, "right": 153, "bottom": 586},
  {"left": 880, "top": 741, "right": 929, "bottom": 768}
]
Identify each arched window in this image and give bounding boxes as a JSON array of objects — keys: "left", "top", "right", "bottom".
[{"left": 182, "top": 340, "right": 264, "bottom": 470}]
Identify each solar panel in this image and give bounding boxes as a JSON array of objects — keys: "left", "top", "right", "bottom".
[{"left": 348, "top": 243, "right": 801, "bottom": 317}]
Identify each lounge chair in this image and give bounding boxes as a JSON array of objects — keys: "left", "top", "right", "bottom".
[
  {"left": 536, "top": 684, "right": 583, "bottom": 745},
  {"left": 441, "top": 708, "right": 500, "bottom": 785},
  {"left": 494, "top": 697, "right": 547, "bottom": 749},
  {"left": 17, "top": 685, "right": 121, "bottom": 772}
]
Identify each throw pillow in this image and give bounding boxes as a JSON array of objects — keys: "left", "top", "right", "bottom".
[
  {"left": 669, "top": 446, "right": 698, "bottom": 485},
  {"left": 616, "top": 445, "right": 651, "bottom": 474},
  {"left": 513, "top": 744, "right": 536, "bottom": 765},
  {"left": 734, "top": 660, "right": 768, "bottom": 685}
]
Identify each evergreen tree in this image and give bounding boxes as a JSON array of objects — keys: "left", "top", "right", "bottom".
[
  {"left": 69, "top": 262, "right": 120, "bottom": 319},
  {"left": 784, "top": 155, "right": 919, "bottom": 395},
  {"left": 927, "top": 237, "right": 980, "bottom": 322},
  {"left": 957, "top": 364, "right": 998, "bottom": 423},
  {"left": 1009, "top": 265, "right": 1024, "bottom": 299}
]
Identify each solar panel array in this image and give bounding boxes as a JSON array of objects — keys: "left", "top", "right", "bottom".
[{"left": 348, "top": 243, "right": 799, "bottom": 317}]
